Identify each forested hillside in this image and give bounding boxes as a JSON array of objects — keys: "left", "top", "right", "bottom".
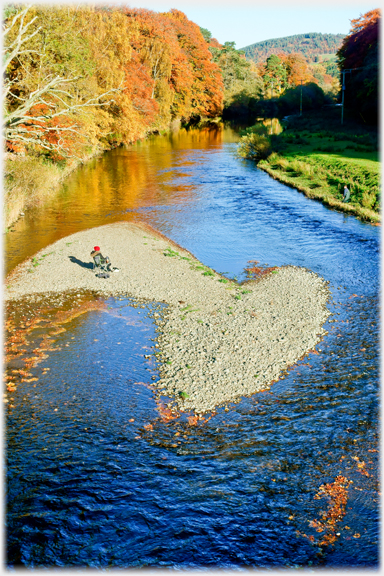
[{"left": 242, "top": 33, "right": 344, "bottom": 63}]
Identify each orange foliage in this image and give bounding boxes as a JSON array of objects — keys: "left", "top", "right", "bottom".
[
  {"left": 163, "top": 9, "right": 224, "bottom": 117},
  {"left": 283, "top": 52, "right": 315, "bottom": 86},
  {"left": 301, "top": 475, "right": 352, "bottom": 548},
  {"left": 156, "top": 400, "right": 179, "bottom": 422},
  {"left": 245, "top": 260, "right": 279, "bottom": 279},
  {"left": 125, "top": 7, "right": 223, "bottom": 121},
  {"left": 350, "top": 9, "right": 380, "bottom": 33},
  {"left": 5, "top": 5, "right": 224, "bottom": 158}
]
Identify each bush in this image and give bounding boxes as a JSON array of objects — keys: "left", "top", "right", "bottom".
[{"left": 237, "top": 133, "right": 272, "bottom": 161}]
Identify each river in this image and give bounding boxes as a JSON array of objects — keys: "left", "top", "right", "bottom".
[{"left": 5, "top": 124, "right": 379, "bottom": 568}]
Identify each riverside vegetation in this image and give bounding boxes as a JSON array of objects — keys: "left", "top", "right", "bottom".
[
  {"left": 237, "top": 107, "right": 379, "bottom": 223},
  {"left": 4, "top": 6, "right": 379, "bottom": 228},
  {"left": 237, "top": 9, "right": 380, "bottom": 224}
]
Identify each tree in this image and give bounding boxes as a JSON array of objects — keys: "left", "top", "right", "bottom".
[
  {"left": 3, "top": 6, "right": 122, "bottom": 157},
  {"left": 337, "top": 8, "right": 380, "bottom": 123},
  {"left": 284, "top": 53, "right": 314, "bottom": 86},
  {"left": 199, "top": 27, "right": 212, "bottom": 43},
  {"left": 163, "top": 9, "right": 223, "bottom": 118},
  {"left": 262, "top": 54, "right": 287, "bottom": 95},
  {"left": 210, "top": 41, "right": 263, "bottom": 117}
]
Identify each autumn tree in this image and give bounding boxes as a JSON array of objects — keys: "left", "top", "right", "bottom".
[
  {"left": 337, "top": 8, "right": 380, "bottom": 123},
  {"left": 284, "top": 53, "right": 314, "bottom": 86},
  {"left": 4, "top": 4, "right": 226, "bottom": 159},
  {"left": 163, "top": 9, "right": 223, "bottom": 119},
  {"left": 3, "top": 5, "right": 127, "bottom": 157}
]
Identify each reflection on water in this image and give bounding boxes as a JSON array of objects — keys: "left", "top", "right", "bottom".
[
  {"left": 5, "top": 124, "right": 239, "bottom": 276},
  {"left": 5, "top": 124, "right": 379, "bottom": 568},
  {"left": 260, "top": 117, "right": 283, "bottom": 135}
]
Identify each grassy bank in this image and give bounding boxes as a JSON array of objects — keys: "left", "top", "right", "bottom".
[
  {"left": 3, "top": 154, "right": 91, "bottom": 231},
  {"left": 241, "top": 108, "right": 380, "bottom": 224}
]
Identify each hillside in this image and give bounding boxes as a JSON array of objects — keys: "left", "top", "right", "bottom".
[{"left": 241, "top": 33, "right": 344, "bottom": 63}]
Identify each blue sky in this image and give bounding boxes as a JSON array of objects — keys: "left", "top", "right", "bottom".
[{"left": 120, "top": 1, "right": 378, "bottom": 48}]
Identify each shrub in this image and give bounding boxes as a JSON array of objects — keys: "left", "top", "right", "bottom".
[{"left": 237, "top": 133, "right": 272, "bottom": 161}]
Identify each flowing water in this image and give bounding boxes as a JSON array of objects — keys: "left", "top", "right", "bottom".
[{"left": 5, "top": 124, "right": 379, "bottom": 568}]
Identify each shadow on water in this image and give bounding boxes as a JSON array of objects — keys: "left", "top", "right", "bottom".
[{"left": 5, "top": 124, "right": 379, "bottom": 568}]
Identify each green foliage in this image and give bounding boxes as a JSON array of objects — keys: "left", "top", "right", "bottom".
[
  {"left": 199, "top": 27, "right": 212, "bottom": 42},
  {"left": 305, "top": 155, "right": 379, "bottom": 209},
  {"left": 263, "top": 54, "right": 287, "bottom": 93},
  {"left": 245, "top": 106, "right": 379, "bottom": 221},
  {"left": 323, "top": 58, "right": 339, "bottom": 78},
  {"left": 210, "top": 41, "right": 263, "bottom": 118},
  {"left": 163, "top": 247, "right": 179, "bottom": 257},
  {"left": 277, "top": 82, "right": 326, "bottom": 115}
]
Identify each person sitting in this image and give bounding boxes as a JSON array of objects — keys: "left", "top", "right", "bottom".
[{"left": 90, "top": 246, "right": 118, "bottom": 276}]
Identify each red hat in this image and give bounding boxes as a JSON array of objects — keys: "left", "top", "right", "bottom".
[{"left": 94, "top": 246, "right": 100, "bottom": 251}]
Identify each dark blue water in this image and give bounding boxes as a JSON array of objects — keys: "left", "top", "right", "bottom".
[{"left": 5, "top": 126, "right": 379, "bottom": 568}]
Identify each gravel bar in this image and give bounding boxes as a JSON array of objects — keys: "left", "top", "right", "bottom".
[{"left": 5, "top": 221, "right": 331, "bottom": 413}]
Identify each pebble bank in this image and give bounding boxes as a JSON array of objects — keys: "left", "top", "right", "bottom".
[{"left": 5, "top": 222, "right": 331, "bottom": 413}]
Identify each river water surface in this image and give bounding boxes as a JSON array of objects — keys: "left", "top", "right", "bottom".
[{"left": 5, "top": 124, "right": 379, "bottom": 568}]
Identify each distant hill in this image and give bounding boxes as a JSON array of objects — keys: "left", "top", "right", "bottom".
[{"left": 241, "top": 33, "right": 344, "bottom": 63}]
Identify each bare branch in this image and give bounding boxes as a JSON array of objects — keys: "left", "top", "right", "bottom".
[
  {"left": 4, "top": 76, "right": 77, "bottom": 125},
  {"left": 3, "top": 7, "right": 41, "bottom": 74},
  {"left": 3, "top": 6, "right": 31, "bottom": 37},
  {"left": 3, "top": 6, "right": 123, "bottom": 157}
]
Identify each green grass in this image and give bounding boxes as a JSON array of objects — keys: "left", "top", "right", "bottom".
[
  {"left": 239, "top": 107, "right": 380, "bottom": 223},
  {"left": 256, "top": 127, "right": 380, "bottom": 223},
  {"left": 163, "top": 247, "right": 179, "bottom": 257}
]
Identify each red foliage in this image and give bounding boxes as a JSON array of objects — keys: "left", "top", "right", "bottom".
[{"left": 337, "top": 9, "right": 380, "bottom": 69}]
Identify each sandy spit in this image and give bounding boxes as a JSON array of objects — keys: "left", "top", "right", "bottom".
[{"left": 5, "top": 221, "right": 331, "bottom": 413}]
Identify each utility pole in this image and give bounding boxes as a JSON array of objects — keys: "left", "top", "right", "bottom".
[
  {"left": 341, "top": 70, "right": 347, "bottom": 125},
  {"left": 300, "top": 80, "right": 303, "bottom": 116},
  {"left": 270, "top": 80, "right": 273, "bottom": 134}
]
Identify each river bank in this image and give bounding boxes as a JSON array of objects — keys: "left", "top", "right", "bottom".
[
  {"left": 4, "top": 151, "right": 100, "bottom": 230},
  {"left": 6, "top": 221, "right": 331, "bottom": 414},
  {"left": 238, "top": 109, "right": 380, "bottom": 224},
  {"left": 257, "top": 158, "right": 380, "bottom": 224}
]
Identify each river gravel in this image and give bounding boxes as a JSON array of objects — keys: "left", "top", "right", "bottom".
[{"left": 5, "top": 221, "right": 331, "bottom": 413}]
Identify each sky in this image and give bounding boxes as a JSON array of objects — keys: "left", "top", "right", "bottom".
[{"left": 111, "top": 0, "right": 378, "bottom": 49}]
